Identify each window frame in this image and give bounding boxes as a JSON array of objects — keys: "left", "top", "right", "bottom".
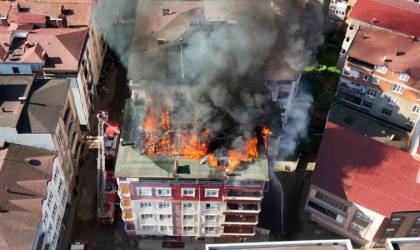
[
  {"left": 159, "top": 214, "right": 172, "bottom": 221},
  {"left": 182, "top": 188, "right": 195, "bottom": 197},
  {"left": 376, "top": 66, "right": 387, "bottom": 74},
  {"left": 139, "top": 201, "right": 153, "bottom": 208},
  {"left": 156, "top": 188, "right": 172, "bottom": 197},
  {"left": 366, "top": 89, "right": 377, "bottom": 98},
  {"left": 158, "top": 202, "right": 170, "bottom": 209},
  {"left": 406, "top": 118, "right": 416, "bottom": 126},
  {"left": 204, "top": 226, "right": 216, "bottom": 232},
  {"left": 382, "top": 108, "right": 392, "bottom": 117},
  {"left": 387, "top": 97, "right": 398, "bottom": 106},
  {"left": 141, "top": 214, "right": 154, "bottom": 220},
  {"left": 363, "top": 74, "right": 370, "bottom": 81},
  {"left": 413, "top": 106, "right": 420, "bottom": 114},
  {"left": 137, "top": 188, "right": 152, "bottom": 197},
  {"left": 361, "top": 100, "right": 373, "bottom": 110},
  {"left": 392, "top": 84, "right": 404, "bottom": 94},
  {"left": 372, "top": 77, "right": 379, "bottom": 85},
  {"left": 142, "top": 225, "right": 155, "bottom": 231},
  {"left": 398, "top": 73, "right": 409, "bottom": 82},
  {"left": 204, "top": 189, "right": 219, "bottom": 198},
  {"left": 183, "top": 202, "right": 194, "bottom": 209},
  {"left": 390, "top": 217, "right": 402, "bottom": 224},
  {"left": 183, "top": 214, "right": 194, "bottom": 221},
  {"left": 205, "top": 215, "right": 217, "bottom": 221},
  {"left": 205, "top": 203, "right": 217, "bottom": 210},
  {"left": 183, "top": 226, "right": 194, "bottom": 232}
]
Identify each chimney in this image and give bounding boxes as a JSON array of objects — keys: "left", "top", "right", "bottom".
[
  {"left": 173, "top": 160, "right": 178, "bottom": 173},
  {"left": 371, "top": 18, "right": 377, "bottom": 24},
  {"left": 0, "top": 16, "right": 8, "bottom": 27},
  {"left": 18, "top": 96, "right": 26, "bottom": 103}
]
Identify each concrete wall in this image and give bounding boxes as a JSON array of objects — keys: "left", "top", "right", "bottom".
[{"left": 41, "top": 157, "right": 69, "bottom": 250}]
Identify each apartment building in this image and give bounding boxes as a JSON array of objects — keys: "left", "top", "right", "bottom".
[
  {"left": 114, "top": 97, "right": 269, "bottom": 239},
  {"left": 0, "top": 142, "right": 66, "bottom": 250},
  {"left": 0, "top": 0, "right": 107, "bottom": 130},
  {"left": 336, "top": 27, "right": 420, "bottom": 130},
  {"left": 0, "top": 75, "right": 82, "bottom": 200},
  {"left": 305, "top": 121, "right": 420, "bottom": 248},
  {"left": 338, "top": 0, "right": 420, "bottom": 68}
]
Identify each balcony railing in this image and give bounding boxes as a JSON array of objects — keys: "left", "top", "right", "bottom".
[
  {"left": 225, "top": 203, "right": 260, "bottom": 214},
  {"left": 223, "top": 190, "right": 263, "bottom": 201},
  {"left": 120, "top": 199, "right": 132, "bottom": 210},
  {"left": 222, "top": 226, "right": 255, "bottom": 236},
  {"left": 122, "top": 209, "right": 134, "bottom": 221},
  {"left": 118, "top": 186, "right": 130, "bottom": 197},
  {"left": 224, "top": 215, "right": 258, "bottom": 225}
]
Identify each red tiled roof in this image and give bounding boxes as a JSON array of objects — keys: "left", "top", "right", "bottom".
[
  {"left": 17, "top": 14, "right": 46, "bottom": 24},
  {"left": 0, "top": 143, "right": 55, "bottom": 249},
  {"left": 347, "top": 27, "right": 420, "bottom": 80},
  {"left": 312, "top": 122, "right": 420, "bottom": 218},
  {"left": 16, "top": 0, "right": 93, "bottom": 26},
  {"left": 348, "top": 0, "right": 420, "bottom": 37}
]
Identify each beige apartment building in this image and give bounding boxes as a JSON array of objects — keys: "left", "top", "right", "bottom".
[{"left": 305, "top": 121, "right": 420, "bottom": 248}]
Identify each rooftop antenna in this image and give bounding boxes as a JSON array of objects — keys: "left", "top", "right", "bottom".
[{"left": 179, "top": 37, "right": 185, "bottom": 80}]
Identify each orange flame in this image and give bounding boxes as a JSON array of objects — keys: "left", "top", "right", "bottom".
[
  {"left": 141, "top": 101, "right": 260, "bottom": 172},
  {"left": 261, "top": 126, "right": 272, "bottom": 150}
]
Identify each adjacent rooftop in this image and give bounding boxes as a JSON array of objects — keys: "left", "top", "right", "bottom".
[
  {"left": 348, "top": 0, "right": 420, "bottom": 37},
  {"left": 0, "top": 143, "right": 55, "bottom": 250},
  {"left": 347, "top": 27, "right": 420, "bottom": 80},
  {"left": 328, "top": 103, "right": 409, "bottom": 150},
  {"left": 312, "top": 121, "right": 420, "bottom": 218}
]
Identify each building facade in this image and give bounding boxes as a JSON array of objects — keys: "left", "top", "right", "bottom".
[
  {"left": 336, "top": 27, "right": 420, "bottom": 130},
  {"left": 305, "top": 122, "right": 420, "bottom": 248}
]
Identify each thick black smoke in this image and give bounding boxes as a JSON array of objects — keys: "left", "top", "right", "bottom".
[{"left": 94, "top": 0, "right": 324, "bottom": 157}]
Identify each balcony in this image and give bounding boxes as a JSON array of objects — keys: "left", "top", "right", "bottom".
[
  {"left": 225, "top": 203, "right": 260, "bottom": 214},
  {"left": 224, "top": 215, "right": 258, "bottom": 225},
  {"left": 222, "top": 226, "right": 255, "bottom": 236},
  {"left": 120, "top": 199, "right": 132, "bottom": 210},
  {"left": 223, "top": 190, "right": 263, "bottom": 201},
  {"left": 118, "top": 186, "right": 130, "bottom": 197},
  {"left": 125, "top": 222, "right": 136, "bottom": 236},
  {"left": 122, "top": 209, "right": 134, "bottom": 221}
]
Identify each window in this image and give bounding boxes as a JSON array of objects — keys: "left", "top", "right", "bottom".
[
  {"left": 205, "top": 189, "right": 219, "bottom": 198},
  {"left": 408, "top": 228, "right": 419, "bottom": 235},
  {"left": 349, "top": 25, "right": 354, "bottom": 31},
  {"left": 160, "top": 226, "right": 172, "bottom": 232},
  {"left": 43, "top": 211, "right": 48, "bottom": 223},
  {"left": 205, "top": 215, "right": 216, "bottom": 221},
  {"left": 363, "top": 74, "right": 370, "bottom": 81},
  {"left": 139, "top": 202, "right": 152, "bottom": 208},
  {"left": 53, "top": 168, "right": 59, "bottom": 183},
  {"left": 62, "top": 190, "right": 67, "bottom": 206},
  {"left": 183, "top": 203, "right": 193, "bottom": 209},
  {"left": 182, "top": 189, "right": 195, "bottom": 197},
  {"left": 205, "top": 227, "right": 215, "bottom": 232},
  {"left": 158, "top": 202, "right": 170, "bottom": 209},
  {"left": 350, "top": 222, "right": 365, "bottom": 232},
  {"left": 413, "top": 106, "right": 420, "bottom": 114},
  {"left": 416, "top": 217, "right": 420, "bottom": 224},
  {"left": 162, "top": 8, "right": 170, "bottom": 16},
  {"left": 392, "top": 84, "right": 404, "bottom": 94},
  {"left": 52, "top": 203, "right": 57, "bottom": 219},
  {"left": 56, "top": 215, "right": 61, "bottom": 230},
  {"left": 372, "top": 77, "right": 379, "bottom": 85},
  {"left": 387, "top": 97, "right": 398, "bottom": 106},
  {"left": 183, "top": 226, "right": 194, "bottom": 232},
  {"left": 355, "top": 211, "right": 371, "bottom": 223},
  {"left": 205, "top": 203, "right": 217, "bottom": 210},
  {"left": 398, "top": 73, "right": 410, "bottom": 81},
  {"left": 159, "top": 214, "right": 172, "bottom": 220},
  {"left": 142, "top": 225, "right": 155, "bottom": 231},
  {"left": 384, "top": 228, "right": 395, "bottom": 234},
  {"left": 345, "top": 37, "right": 350, "bottom": 42},
  {"left": 137, "top": 188, "right": 152, "bottom": 196},
  {"left": 366, "top": 89, "right": 377, "bottom": 98},
  {"left": 390, "top": 217, "right": 402, "bottom": 224},
  {"left": 307, "top": 200, "right": 339, "bottom": 222},
  {"left": 58, "top": 179, "right": 63, "bottom": 194},
  {"left": 361, "top": 100, "right": 373, "bottom": 110},
  {"left": 47, "top": 191, "right": 53, "bottom": 207},
  {"left": 12, "top": 67, "right": 20, "bottom": 73},
  {"left": 141, "top": 214, "right": 153, "bottom": 220},
  {"left": 341, "top": 48, "right": 346, "bottom": 54},
  {"left": 315, "top": 192, "right": 348, "bottom": 212},
  {"left": 382, "top": 108, "right": 392, "bottom": 117},
  {"left": 406, "top": 118, "right": 416, "bottom": 126},
  {"left": 376, "top": 66, "right": 387, "bottom": 74},
  {"left": 183, "top": 215, "right": 194, "bottom": 221},
  {"left": 48, "top": 223, "right": 52, "bottom": 235},
  {"left": 156, "top": 188, "right": 171, "bottom": 197}
]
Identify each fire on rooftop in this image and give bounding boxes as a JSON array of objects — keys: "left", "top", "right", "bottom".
[{"left": 140, "top": 99, "right": 271, "bottom": 173}]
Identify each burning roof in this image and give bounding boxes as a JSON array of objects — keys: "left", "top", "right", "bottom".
[{"left": 114, "top": 99, "right": 269, "bottom": 181}]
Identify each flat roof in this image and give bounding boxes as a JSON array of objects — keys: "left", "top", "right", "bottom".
[
  {"left": 0, "top": 74, "right": 35, "bottom": 129},
  {"left": 328, "top": 102, "right": 409, "bottom": 150},
  {"left": 205, "top": 239, "right": 353, "bottom": 250},
  {"left": 386, "top": 238, "right": 420, "bottom": 250},
  {"left": 114, "top": 99, "right": 269, "bottom": 181}
]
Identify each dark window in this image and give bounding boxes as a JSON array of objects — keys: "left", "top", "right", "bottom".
[
  {"left": 382, "top": 108, "right": 392, "bottom": 117},
  {"left": 361, "top": 100, "right": 373, "bottom": 110},
  {"left": 12, "top": 67, "right": 20, "bottom": 73},
  {"left": 307, "top": 200, "right": 338, "bottom": 220},
  {"left": 162, "top": 8, "right": 170, "bottom": 16}
]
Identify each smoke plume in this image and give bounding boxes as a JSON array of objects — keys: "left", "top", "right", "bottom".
[{"left": 94, "top": 0, "right": 324, "bottom": 157}]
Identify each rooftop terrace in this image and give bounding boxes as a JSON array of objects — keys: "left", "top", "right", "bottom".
[{"left": 114, "top": 99, "right": 268, "bottom": 181}]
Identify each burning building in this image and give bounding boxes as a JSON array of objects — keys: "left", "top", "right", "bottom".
[{"left": 103, "top": 0, "right": 324, "bottom": 240}]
